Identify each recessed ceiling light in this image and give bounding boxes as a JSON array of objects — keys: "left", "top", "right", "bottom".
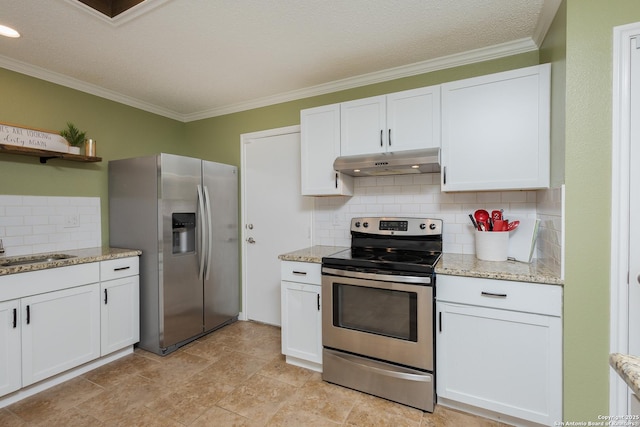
[{"left": 0, "top": 24, "right": 20, "bottom": 38}]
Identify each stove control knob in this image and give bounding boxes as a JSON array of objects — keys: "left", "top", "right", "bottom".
[
  {"left": 429, "top": 223, "right": 437, "bottom": 230},
  {"left": 354, "top": 221, "right": 361, "bottom": 228},
  {"left": 363, "top": 222, "right": 369, "bottom": 228},
  {"left": 419, "top": 223, "right": 426, "bottom": 230}
]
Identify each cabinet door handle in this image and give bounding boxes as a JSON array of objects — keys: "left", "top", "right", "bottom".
[
  {"left": 481, "top": 291, "right": 507, "bottom": 298},
  {"left": 443, "top": 166, "right": 447, "bottom": 185},
  {"left": 26, "top": 305, "right": 30, "bottom": 325},
  {"left": 317, "top": 294, "right": 320, "bottom": 311},
  {"left": 380, "top": 129, "right": 383, "bottom": 147},
  {"left": 388, "top": 129, "right": 392, "bottom": 146},
  {"left": 104, "top": 289, "right": 108, "bottom": 304},
  {"left": 12, "top": 308, "right": 17, "bottom": 328},
  {"left": 114, "top": 266, "right": 130, "bottom": 271},
  {"left": 439, "top": 311, "right": 442, "bottom": 332},
  {"left": 292, "top": 271, "right": 307, "bottom": 276},
  {"left": 335, "top": 172, "right": 338, "bottom": 189}
]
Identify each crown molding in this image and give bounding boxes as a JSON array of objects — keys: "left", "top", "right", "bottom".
[
  {"left": 1, "top": 37, "right": 538, "bottom": 123},
  {"left": 184, "top": 37, "right": 538, "bottom": 122},
  {"left": 532, "top": 0, "right": 563, "bottom": 46},
  {"left": 0, "top": 54, "right": 184, "bottom": 121}
]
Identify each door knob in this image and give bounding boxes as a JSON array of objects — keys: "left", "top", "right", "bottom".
[{"left": 247, "top": 237, "right": 256, "bottom": 244}]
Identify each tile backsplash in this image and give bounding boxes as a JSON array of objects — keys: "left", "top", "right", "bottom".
[
  {"left": 0, "top": 195, "right": 101, "bottom": 256},
  {"left": 313, "top": 174, "right": 564, "bottom": 271}
]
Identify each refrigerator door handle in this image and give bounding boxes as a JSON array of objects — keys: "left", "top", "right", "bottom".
[
  {"left": 203, "top": 185, "right": 214, "bottom": 281},
  {"left": 197, "top": 184, "right": 207, "bottom": 280}
]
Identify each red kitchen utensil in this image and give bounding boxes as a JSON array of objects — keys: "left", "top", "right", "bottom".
[
  {"left": 493, "top": 219, "right": 507, "bottom": 231},
  {"left": 491, "top": 210, "right": 503, "bottom": 221},
  {"left": 474, "top": 209, "right": 489, "bottom": 225},
  {"left": 507, "top": 220, "right": 520, "bottom": 231}
]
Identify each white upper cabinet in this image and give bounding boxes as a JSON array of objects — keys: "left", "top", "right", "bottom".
[
  {"left": 341, "top": 86, "right": 441, "bottom": 156},
  {"left": 386, "top": 86, "right": 441, "bottom": 152},
  {"left": 340, "top": 95, "right": 387, "bottom": 156},
  {"left": 440, "top": 64, "right": 551, "bottom": 192},
  {"left": 300, "top": 104, "right": 353, "bottom": 196}
]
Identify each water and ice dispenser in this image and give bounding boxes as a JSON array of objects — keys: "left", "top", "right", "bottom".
[{"left": 172, "top": 213, "right": 196, "bottom": 254}]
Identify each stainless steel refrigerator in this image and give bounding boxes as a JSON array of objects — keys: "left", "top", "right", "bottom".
[{"left": 108, "top": 153, "right": 239, "bottom": 355}]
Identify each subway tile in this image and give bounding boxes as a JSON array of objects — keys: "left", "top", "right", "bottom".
[
  {"left": 6, "top": 206, "right": 32, "bottom": 216},
  {"left": 25, "top": 216, "right": 49, "bottom": 226},
  {"left": 0, "top": 216, "right": 24, "bottom": 226},
  {"left": 0, "top": 195, "right": 23, "bottom": 205},
  {"left": 6, "top": 226, "right": 33, "bottom": 237}
]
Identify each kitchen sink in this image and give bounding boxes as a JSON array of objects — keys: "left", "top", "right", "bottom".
[{"left": 0, "top": 254, "right": 77, "bottom": 267}]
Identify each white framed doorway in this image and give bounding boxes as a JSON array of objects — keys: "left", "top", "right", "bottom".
[
  {"left": 610, "top": 21, "right": 640, "bottom": 416},
  {"left": 240, "top": 125, "right": 314, "bottom": 325}
]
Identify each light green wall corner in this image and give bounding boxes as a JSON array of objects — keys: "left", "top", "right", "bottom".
[
  {"left": 540, "top": 0, "right": 567, "bottom": 189},
  {"left": 561, "top": 0, "right": 640, "bottom": 421}
]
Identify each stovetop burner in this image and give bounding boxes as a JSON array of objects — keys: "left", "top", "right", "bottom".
[
  {"left": 324, "top": 248, "right": 441, "bottom": 275},
  {"left": 379, "top": 253, "right": 424, "bottom": 263},
  {"left": 322, "top": 217, "right": 444, "bottom": 277}
]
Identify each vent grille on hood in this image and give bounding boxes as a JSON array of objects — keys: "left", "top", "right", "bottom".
[{"left": 333, "top": 148, "right": 440, "bottom": 177}]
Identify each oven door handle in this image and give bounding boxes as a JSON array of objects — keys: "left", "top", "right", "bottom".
[
  {"left": 322, "top": 267, "right": 431, "bottom": 285},
  {"left": 327, "top": 350, "right": 432, "bottom": 382}
]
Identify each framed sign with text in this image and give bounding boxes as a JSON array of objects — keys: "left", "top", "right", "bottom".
[{"left": 0, "top": 122, "right": 71, "bottom": 154}]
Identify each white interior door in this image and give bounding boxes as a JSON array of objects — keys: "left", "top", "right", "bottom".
[{"left": 241, "top": 126, "right": 313, "bottom": 326}]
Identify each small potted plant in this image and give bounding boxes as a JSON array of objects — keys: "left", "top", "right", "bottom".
[{"left": 60, "top": 122, "right": 86, "bottom": 155}]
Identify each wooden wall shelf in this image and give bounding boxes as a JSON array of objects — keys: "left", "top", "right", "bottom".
[{"left": 0, "top": 144, "right": 102, "bottom": 164}]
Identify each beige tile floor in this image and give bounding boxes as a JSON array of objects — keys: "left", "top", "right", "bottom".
[{"left": 0, "top": 321, "right": 511, "bottom": 426}]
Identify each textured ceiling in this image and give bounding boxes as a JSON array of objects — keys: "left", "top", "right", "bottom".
[{"left": 0, "top": 0, "right": 560, "bottom": 122}]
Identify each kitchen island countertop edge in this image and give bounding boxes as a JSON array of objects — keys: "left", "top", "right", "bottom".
[{"left": 610, "top": 353, "right": 640, "bottom": 396}]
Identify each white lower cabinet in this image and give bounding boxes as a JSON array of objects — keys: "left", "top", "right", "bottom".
[
  {"left": 436, "top": 275, "right": 562, "bottom": 425},
  {"left": 100, "top": 257, "right": 140, "bottom": 356},
  {"left": 0, "top": 255, "right": 140, "bottom": 399},
  {"left": 0, "top": 299, "right": 21, "bottom": 397},
  {"left": 280, "top": 261, "right": 322, "bottom": 371},
  {"left": 22, "top": 284, "right": 101, "bottom": 386}
]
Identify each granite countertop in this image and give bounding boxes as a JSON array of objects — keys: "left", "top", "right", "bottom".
[
  {"left": 278, "top": 246, "right": 563, "bottom": 286},
  {"left": 278, "top": 245, "right": 349, "bottom": 263},
  {"left": 436, "top": 253, "right": 563, "bottom": 286},
  {"left": 610, "top": 353, "right": 640, "bottom": 395},
  {"left": 0, "top": 247, "right": 142, "bottom": 276}
]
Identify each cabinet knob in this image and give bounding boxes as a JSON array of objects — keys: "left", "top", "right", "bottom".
[{"left": 247, "top": 237, "right": 256, "bottom": 244}]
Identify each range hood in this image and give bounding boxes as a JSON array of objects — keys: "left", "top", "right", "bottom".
[{"left": 333, "top": 148, "right": 440, "bottom": 177}]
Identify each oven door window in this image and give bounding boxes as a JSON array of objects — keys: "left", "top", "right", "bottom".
[{"left": 332, "top": 283, "right": 417, "bottom": 341}]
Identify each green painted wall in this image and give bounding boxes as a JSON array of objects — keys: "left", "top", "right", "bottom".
[{"left": 561, "top": 0, "right": 640, "bottom": 421}]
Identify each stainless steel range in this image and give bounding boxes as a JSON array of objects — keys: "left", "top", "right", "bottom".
[{"left": 321, "top": 217, "right": 442, "bottom": 412}]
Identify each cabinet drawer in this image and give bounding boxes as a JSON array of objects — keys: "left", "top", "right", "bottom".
[
  {"left": 436, "top": 275, "right": 562, "bottom": 317},
  {"left": 100, "top": 257, "right": 139, "bottom": 281},
  {"left": 281, "top": 261, "right": 321, "bottom": 285}
]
